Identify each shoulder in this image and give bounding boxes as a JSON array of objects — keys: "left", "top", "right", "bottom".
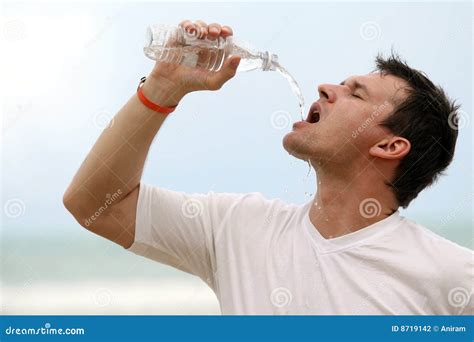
[
  {"left": 207, "top": 191, "right": 295, "bottom": 218},
  {"left": 402, "top": 218, "right": 473, "bottom": 304},
  {"left": 404, "top": 218, "right": 473, "bottom": 262},
  {"left": 205, "top": 191, "right": 300, "bottom": 240},
  {"left": 392, "top": 217, "right": 473, "bottom": 314}
]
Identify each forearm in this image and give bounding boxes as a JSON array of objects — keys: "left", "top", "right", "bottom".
[{"left": 63, "top": 77, "right": 185, "bottom": 220}]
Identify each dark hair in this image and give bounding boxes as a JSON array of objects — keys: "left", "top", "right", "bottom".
[{"left": 375, "top": 52, "right": 460, "bottom": 208}]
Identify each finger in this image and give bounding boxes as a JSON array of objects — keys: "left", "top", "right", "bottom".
[
  {"left": 165, "top": 20, "right": 192, "bottom": 47},
  {"left": 195, "top": 19, "right": 208, "bottom": 27},
  {"left": 207, "top": 23, "right": 222, "bottom": 40},
  {"left": 207, "top": 56, "right": 240, "bottom": 90},
  {"left": 221, "top": 25, "right": 233, "bottom": 38},
  {"left": 194, "top": 20, "right": 208, "bottom": 39},
  {"left": 179, "top": 20, "right": 193, "bottom": 29},
  {"left": 207, "top": 23, "right": 221, "bottom": 40}
]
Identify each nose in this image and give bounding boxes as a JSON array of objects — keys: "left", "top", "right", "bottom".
[{"left": 317, "top": 84, "right": 337, "bottom": 103}]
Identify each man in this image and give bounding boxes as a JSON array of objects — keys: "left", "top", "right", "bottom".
[{"left": 63, "top": 20, "right": 473, "bottom": 314}]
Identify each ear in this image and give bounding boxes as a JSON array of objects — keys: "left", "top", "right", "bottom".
[{"left": 369, "top": 136, "right": 411, "bottom": 160}]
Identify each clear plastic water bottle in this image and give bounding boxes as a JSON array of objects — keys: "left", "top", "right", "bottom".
[{"left": 144, "top": 24, "right": 279, "bottom": 72}]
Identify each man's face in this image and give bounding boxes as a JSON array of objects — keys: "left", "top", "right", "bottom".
[{"left": 283, "top": 72, "right": 409, "bottom": 164}]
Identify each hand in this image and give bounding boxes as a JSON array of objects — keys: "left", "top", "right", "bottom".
[{"left": 146, "top": 20, "right": 241, "bottom": 104}]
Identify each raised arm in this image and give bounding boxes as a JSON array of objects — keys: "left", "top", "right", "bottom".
[{"left": 63, "top": 20, "right": 240, "bottom": 248}]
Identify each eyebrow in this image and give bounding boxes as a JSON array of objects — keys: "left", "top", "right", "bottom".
[{"left": 340, "top": 79, "right": 371, "bottom": 97}]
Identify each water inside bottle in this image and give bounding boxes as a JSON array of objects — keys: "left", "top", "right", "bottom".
[{"left": 144, "top": 44, "right": 227, "bottom": 72}]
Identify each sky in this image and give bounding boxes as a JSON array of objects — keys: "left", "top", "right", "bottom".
[{"left": 1, "top": 1, "right": 472, "bottom": 245}]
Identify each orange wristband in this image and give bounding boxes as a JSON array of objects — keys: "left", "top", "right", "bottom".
[{"left": 137, "top": 77, "right": 177, "bottom": 115}]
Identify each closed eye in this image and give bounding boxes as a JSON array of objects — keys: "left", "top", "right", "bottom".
[{"left": 352, "top": 93, "right": 363, "bottom": 99}]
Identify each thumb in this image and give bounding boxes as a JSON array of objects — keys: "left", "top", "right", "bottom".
[
  {"left": 227, "top": 55, "right": 241, "bottom": 70},
  {"left": 207, "top": 56, "right": 241, "bottom": 90}
]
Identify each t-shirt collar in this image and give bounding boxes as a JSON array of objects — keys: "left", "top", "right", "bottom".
[{"left": 302, "top": 200, "right": 404, "bottom": 253}]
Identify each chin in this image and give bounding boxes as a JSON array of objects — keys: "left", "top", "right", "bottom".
[{"left": 282, "top": 133, "right": 311, "bottom": 161}]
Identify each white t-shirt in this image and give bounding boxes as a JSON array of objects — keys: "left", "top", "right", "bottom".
[{"left": 127, "top": 183, "right": 474, "bottom": 315}]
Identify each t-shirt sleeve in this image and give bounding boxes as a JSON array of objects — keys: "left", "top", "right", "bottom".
[{"left": 125, "top": 183, "right": 248, "bottom": 285}]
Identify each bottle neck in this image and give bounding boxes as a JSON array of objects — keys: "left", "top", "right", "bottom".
[{"left": 228, "top": 38, "right": 278, "bottom": 72}]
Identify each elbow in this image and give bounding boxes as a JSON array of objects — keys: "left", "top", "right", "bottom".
[
  {"left": 63, "top": 189, "right": 89, "bottom": 228},
  {"left": 62, "top": 189, "right": 73, "bottom": 213},
  {"left": 62, "top": 188, "right": 76, "bottom": 215}
]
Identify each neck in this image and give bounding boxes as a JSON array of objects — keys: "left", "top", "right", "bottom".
[{"left": 308, "top": 159, "right": 398, "bottom": 239}]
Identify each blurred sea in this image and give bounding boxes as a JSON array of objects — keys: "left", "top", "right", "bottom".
[{"left": 1, "top": 232, "right": 220, "bottom": 314}]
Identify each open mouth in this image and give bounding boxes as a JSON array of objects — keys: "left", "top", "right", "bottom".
[{"left": 306, "top": 102, "right": 321, "bottom": 124}]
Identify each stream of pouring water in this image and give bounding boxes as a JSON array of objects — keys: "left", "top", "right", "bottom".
[
  {"left": 307, "top": 160, "right": 312, "bottom": 176},
  {"left": 273, "top": 62, "right": 305, "bottom": 121},
  {"left": 270, "top": 60, "right": 315, "bottom": 198},
  {"left": 273, "top": 62, "right": 314, "bottom": 193}
]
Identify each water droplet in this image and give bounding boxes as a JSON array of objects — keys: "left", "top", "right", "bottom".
[
  {"left": 325, "top": 218, "right": 329, "bottom": 222},
  {"left": 318, "top": 181, "right": 321, "bottom": 185},
  {"left": 317, "top": 206, "right": 321, "bottom": 210}
]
